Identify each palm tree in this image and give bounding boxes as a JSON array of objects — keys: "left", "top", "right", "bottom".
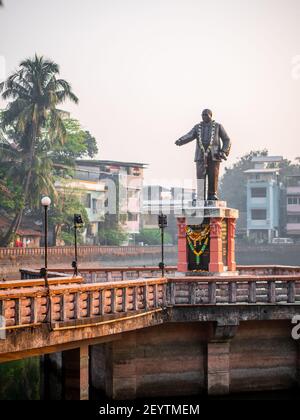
[{"left": 0, "top": 55, "right": 78, "bottom": 246}]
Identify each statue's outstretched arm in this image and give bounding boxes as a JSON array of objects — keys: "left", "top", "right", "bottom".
[{"left": 175, "top": 125, "right": 197, "bottom": 146}]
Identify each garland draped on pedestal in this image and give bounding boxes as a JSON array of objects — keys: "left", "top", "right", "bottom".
[{"left": 186, "top": 225, "right": 210, "bottom": 265}]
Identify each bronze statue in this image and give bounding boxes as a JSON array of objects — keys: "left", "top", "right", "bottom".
[{"left": 175, "top": 109, "right": 231, "bottom": 201}]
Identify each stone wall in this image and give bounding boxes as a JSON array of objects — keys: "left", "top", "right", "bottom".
[
  {"left": 2, "top": 243, "right": 300, "bottom": 279},
  {"left": 0, "top": 245, "right": 177, "bottom": 278},
  {"left": 90, "top": 320, "right": 299, "bottom": 399}
]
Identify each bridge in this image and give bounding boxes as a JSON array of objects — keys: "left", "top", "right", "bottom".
[{"left": 1, "top": 265, "right": 300, "bottom": 399}]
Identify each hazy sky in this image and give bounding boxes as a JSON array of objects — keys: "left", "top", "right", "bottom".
[{"left": 1, "top": 0, "right": 300, "bottom": 185}]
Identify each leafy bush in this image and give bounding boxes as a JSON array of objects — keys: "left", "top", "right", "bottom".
[
  {"left": 0, "top": 358, "right": 40, "bottom": 400},
  {"left": 136, "top": 228, "right": 172, "bottom": 245}
]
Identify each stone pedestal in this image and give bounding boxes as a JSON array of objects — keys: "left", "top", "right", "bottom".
[{"left": 176, "top": 201, "right": 238, "bottom": 275}]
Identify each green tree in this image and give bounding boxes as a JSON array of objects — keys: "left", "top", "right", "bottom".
[
  {"left": 51, "top": 119, "right": 98, "bottom": 173},
  {"left": 98, "top": 223, "right": 128, "bottom": 246},
  {"left": 0, "top": 358, "right": 40, "bottom": 400},
  {"left": 47, "top": 187, "right": 89, "bottom": 245},
  {"left": 0, "top": 55, "right": 78, "bottom": 246},
  {"left": 0, "top": 127, "right": 24, "bottom": 215},
  {"left": 136, "top": 228, "right": 172, "bottom": 245},
  {"left": 84, "top": 130, "right": 98, "bottom": 158}
]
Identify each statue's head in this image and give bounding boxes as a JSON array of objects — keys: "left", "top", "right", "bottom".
[{"left": 202, "top": 109, "right": 212, "bottom": 123}]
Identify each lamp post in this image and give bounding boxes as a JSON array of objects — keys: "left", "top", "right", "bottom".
[
  {"left": 72, "top": 214, "right": 83, "bottom": 276},
  {"left": 41, "top": 196, "right": 51, "bottom": 288},
  {"left": 158, "top": 213, "right": 168, "bottom": 277}
]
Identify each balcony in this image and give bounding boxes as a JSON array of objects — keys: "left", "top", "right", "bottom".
[
  {"left": 287, "top": 187, "right": 300, "bottom": 195},
  {"left": 248, "top": 220, "right": 270, "bottom": 229},
  {"left": 249, "top": 197, "right": 267, "bottom": 206},
  {"left": 128, "top": 197, "right": 141, "bottom": 213},
  {"left": 286, "top": 223, "right": 300, "bottom": 235},
  {"left": 287, "top": 204, "right": 300, "bottom": 213}
]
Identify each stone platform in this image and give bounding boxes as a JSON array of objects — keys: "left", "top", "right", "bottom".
[{"left": 176, "top": 200, "right": 238, "bottom": 274}]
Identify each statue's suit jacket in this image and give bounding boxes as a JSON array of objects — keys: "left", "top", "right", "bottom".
[{"left": 177, "top": 122, "right": 231, "bottom": 162}]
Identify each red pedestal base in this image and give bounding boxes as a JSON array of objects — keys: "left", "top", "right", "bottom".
[{"left": 176, "top": 210, "right": 238, "bottom": 274}]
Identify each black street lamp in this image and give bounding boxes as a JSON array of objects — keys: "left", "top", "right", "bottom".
[
  {"left": 40, "top": 196, "right": 51, "bottom": 288},
  {"left": 158, "top": 213, "right": 168, "bottom": 277},
  {"left": 72, "top": 214, "right": 83, "bottom": 276}
]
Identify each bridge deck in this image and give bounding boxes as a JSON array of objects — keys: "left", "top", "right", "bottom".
[{"left": 0, "top": 267, "right": 300, "bottom": 362}]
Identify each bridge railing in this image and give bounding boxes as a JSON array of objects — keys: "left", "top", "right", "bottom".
[
  {"left": 1, "top": 273, "right": 300, "bottom": 331},
  {"left": 167, "top": 275, "right": 300, "bottom": 305},
  {"left": 0, "top": 245, "right": 176, "bottom": 258},
  {"left": 237, "top": 265, "right": 300, "bottom": 276},
  {"left": 41, "top": 265, "right": 300, "bottom": 283},
  {"left": 45, "top": 266, "right": 177, "bottom": 283},
  {"left": 0, "top": 277, "right": 167, "bottom": 328},
  {"left": 20, "top": 269, "right": 72, "bottom": 280}
]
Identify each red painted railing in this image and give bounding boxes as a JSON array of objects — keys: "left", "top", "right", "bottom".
[{"left": 0, "top": 245, "right": 176, "bottom": 258}]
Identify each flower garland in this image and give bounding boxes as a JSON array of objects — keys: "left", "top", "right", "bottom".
[
  {"left": 186, "top": 225, "right": 210, "bottom": 246},
  {"left": 197, "top": 120, "right": 216, "bottom": 156},
  {"left": 186, "top": 225, "right": 210, "bottom": 265}
]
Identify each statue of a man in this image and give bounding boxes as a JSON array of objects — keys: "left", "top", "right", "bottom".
[{"left": 175, "top": 109, "right": 231, "bottom": 201}]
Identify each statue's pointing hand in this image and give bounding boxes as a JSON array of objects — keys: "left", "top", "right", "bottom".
[{"left": 175, "top": 139, "right": 181, "bottom": 146}]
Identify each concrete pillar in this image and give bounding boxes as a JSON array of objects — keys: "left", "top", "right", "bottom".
[
  {"left": 62, "top": 344, "right": 89, "bottom": 400},
  {"left": 207, "top": 341, "right": 230, "bottom": 395},
  {"left": 209, "top": 218, "right": 224, "bottom": 273},
  {"left": 106, "top": 332, "right": 137, "bottom": 400},
  {"left": 268, "top": 229, "right": 272, "bottom": 244},
  {"left": 177, "top": 217, "right": 188, "bottom": 272},
  {"left": 227, "top": 218, "right": 237, "bottom": 272}
]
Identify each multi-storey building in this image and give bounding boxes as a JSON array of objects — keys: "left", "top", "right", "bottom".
[
  {"left": 75, "top": 160, "right": 146, "bottom": 241},
  {"left": 244, "top": 156, "right": 283, "bottom": 243},
  {"left": 286, "top": 175, "right": 300, "bottom": 238},
  {"left": 55, "top": 177, "right": 106, "bottom": 244}
]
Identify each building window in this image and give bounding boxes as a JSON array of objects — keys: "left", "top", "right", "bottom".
[
  {"left": 251, "top": 209, "right": 267, "bottom": 220},
  {"left": 119, "top": 214, "right": 128, "bottom": 224},
  {"left": 287, "top": 215, "right": 300, "bottom": 223},
  {"left": 127, "top": 190, "right": 138, "bottom": 199},
  {"left": 83, "top": 193, "right": 91, "bottom": 208},
  {"left": 251, "top": 188, "right": 267, "bottom": 198},
  {"left": 128, "top": 213, "right": 139, "bottom": 222},
  {"left": 287, "top": 177, "right": 300, "bottom": 187},
  {"left": 92, "top": 198, "right": 98, "bottom": 214},
  {"left": 75, "top": 170, "right": 89, "bottom": 181},
  {"left": 287, "top": 196, "right": 300, "bottom": 205}
]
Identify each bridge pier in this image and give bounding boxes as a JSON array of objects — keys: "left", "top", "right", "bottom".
[
  {"left": 207, "top": 341, "right": 230, "bottom": 395},
  {"left": 105, "top": 332, "right": 137, "bottom": 400},
  {"left": 62, "top": 344, "right": 89, "bottom": 400},
  {"left": 207, "top": 320, "right": 239, "bottom": 395}
]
